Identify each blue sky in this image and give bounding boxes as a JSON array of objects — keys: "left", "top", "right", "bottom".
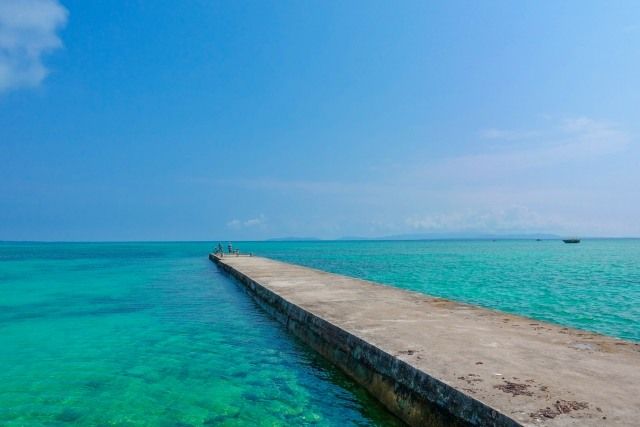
[{"left": 1, "top": 0, "right": 639, "bottom": 240}]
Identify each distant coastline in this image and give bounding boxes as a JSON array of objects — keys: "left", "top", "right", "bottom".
[{"left": 269, "top": 232, "right": 563, "bottom": 242}]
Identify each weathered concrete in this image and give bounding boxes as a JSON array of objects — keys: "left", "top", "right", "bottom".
[{"left": 210, "top": 254, "right": 640, "bottom": 427}]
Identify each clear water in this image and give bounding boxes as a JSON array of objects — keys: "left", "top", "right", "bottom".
[
  {"left": 238, "top": 239, "right": 640, "bottom": 342},
  {"left": 2, "top": 240, "right": 638, "bottom": 426},
  {"left": 0, "top": 242, "right": 402, "bottom": 426}
]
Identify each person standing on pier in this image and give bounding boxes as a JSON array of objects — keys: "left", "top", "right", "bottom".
[{"left": 228, "top": 243, "right": 233, "bottom": 254}]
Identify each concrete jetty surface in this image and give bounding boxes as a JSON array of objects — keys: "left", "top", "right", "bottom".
[{"left": 210, "top": 254, "right": 640, "bottom": 426}]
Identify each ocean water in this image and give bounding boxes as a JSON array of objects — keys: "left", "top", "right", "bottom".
[
  {"left": 239, "top": 239, "right": 640, "bottom": 342},
  {"left": 1, "top": 241, "right": 638, "bottom": 426},
  {"left": 0, "top": 242, "right": 401, "bottom": 426}
]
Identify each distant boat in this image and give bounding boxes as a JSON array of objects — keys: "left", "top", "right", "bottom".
[{"left": 562, "top": 238, "right": 580, "bottom": 244}]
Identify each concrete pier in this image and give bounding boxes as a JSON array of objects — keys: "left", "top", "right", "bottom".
[{"left": 210, "top": 254, "right": 640, "bottom": 426}]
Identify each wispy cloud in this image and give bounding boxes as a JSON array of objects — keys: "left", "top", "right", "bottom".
[
  {"left": 424, "top": 117, "right": 630, "bottom": 181},
  {"left": 0, "top": 0, "right": 68, "bottom": 92},
  {"left": 405, "top": 206, "right": 569, "bottom": 234},
  {"left": 227, "top": 214, "right": 267, "bottom": 229},
  {"left": 398, "top": 116, "right": 635, "bottom": 236},
  {"left": 193, "top": 116, "right": 636, "bottom": 237}
]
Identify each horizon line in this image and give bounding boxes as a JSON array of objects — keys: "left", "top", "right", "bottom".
[{"left": 2, "top": 236, "right": 640, "bottom": 244}]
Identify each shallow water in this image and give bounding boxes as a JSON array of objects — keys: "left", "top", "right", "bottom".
[{"left": 0, "top": 242, "right": 401, "bottom": 426}]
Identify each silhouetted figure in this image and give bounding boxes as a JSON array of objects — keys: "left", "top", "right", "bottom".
[{"left": 228, "top": 243, "right": 233, "bottom": 254}]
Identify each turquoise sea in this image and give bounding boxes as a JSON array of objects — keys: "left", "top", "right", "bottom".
[
  {"left": 1, "top": 240, "right": 639, "bottom": 426},
  {"left": 0, "top": 242, "right": 401, "bottom": 427}
]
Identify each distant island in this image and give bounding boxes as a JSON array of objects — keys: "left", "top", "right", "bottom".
[
  {"left": 266, "top": 233, "right": 562, "bottom": 242},
  {"left": 266, "top": 237, "right": 323, "bottom": 242}
]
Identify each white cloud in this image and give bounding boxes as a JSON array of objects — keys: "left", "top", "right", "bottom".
[
  {"left": 243, "top": 216, "right": 265, "bottom": 227},
  {"left": 227, "top": 214, "right": 267, "bottom": 229},
  {"left": 0, "top": 0, "right": 68, "bottom": 92},
  {"left": 226, "top": 219, "right": 242, "bottom": 228}
]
